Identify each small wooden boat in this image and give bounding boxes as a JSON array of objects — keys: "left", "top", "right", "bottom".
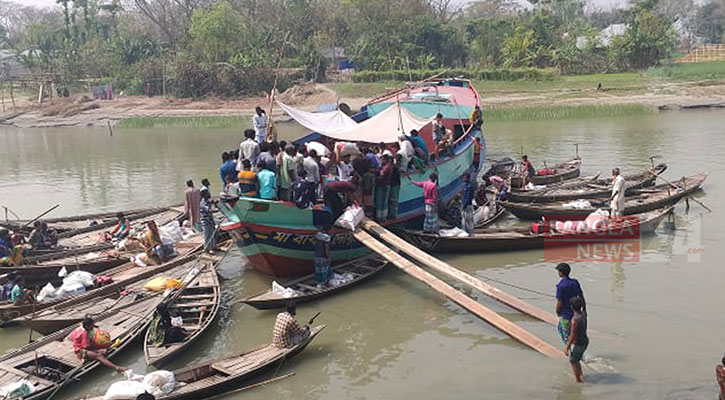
[
  {"left": 507, "top": 165, "right": 666, "bottom": 203},
  {"left": 0, "top": 294, "right": 163, "bottom": 400},
  {"left": 481, "top": 157, "right": 515, "bottom": 179},
  {"left": 475, "top": 203, "right": 506, "bottom": 228},
  {"left": 2, "top": 251, "right": 128, "bottom": 285},
  {"left": 241, "top": 256, "right": 388, "bottom": 310},
  {"left": 83, "top": 326, "right": 324, "bottom": 400},
  {"left": 398, "top": 206, "right": 674, "bottom": 253},
  {"left": 510, "top": 158, "right": 581, "bottom": 187},
  {"left": 0, "top": 235, "right": 203, "bottom": 325},
  {"left": 0, "top": 205, "right": 181, "bottom": 234},
  {"left": 17, "top": 247, "right": 223, "bottom": 335},
  {"left": 144, "top": 253, "right": 224, "bottom": 367},
  {"left": 502, "top": 172, "right": 707, "bottom": 220}
]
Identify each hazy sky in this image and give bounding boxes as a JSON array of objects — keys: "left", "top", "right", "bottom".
[{"left": 10, "top": 0, "right": 628, "bottom": 12}]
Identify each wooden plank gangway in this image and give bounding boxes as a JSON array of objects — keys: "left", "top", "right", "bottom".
[
  {"left": 353, "top": 225, "right": 563, "bottom": 359},
  {"left": 361, "top": 219, "right": 559, "bottom": 326}
]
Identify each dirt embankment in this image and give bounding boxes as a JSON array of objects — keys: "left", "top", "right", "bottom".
[{"left": 1, "top": 81, "right": 724, "bottom": 128}]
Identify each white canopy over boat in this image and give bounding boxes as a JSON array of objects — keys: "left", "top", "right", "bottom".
[{"left": 277, "top": 101, "right": 433, "bottom": 143}]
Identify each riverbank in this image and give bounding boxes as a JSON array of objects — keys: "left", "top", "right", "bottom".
[{"left": 2, "top": 73, "right": 725, "bottom": 128}]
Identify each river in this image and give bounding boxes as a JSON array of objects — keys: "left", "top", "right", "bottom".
[{"left": 0, "top": 109, "right": 722, "bottom": 399}]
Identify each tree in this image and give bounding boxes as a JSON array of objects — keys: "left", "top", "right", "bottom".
[
  {"left": 619, "top": 0, "right": 678, "bottom": 69},
  {"left": 695, "top": 0, "right": 725, "bottom": 43},
  {"left": 502, "top": 25, "right": 536, "bottom": 67},
  {"left": 189, "top": 2, "right": 245, "bottom": 63}
]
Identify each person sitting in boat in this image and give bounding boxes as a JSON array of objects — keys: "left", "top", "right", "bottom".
[
  {"left": 408, "top": 129, "right": 430, "bottom": 163},
  {"left": 521, "top": 155, "right": 536, "bottom": 187},
  {"left": 69, "top": 316, "right": 128, "bottom": 372},
  {"left": 0, "top": 272, "right": 17, "bottom": 301},
  {"left": 9, "top": 275, "right": 33, "bottom": 305},
  {"left": 237, "top": 159, "right": 259, "bottom": 197},
  {"left": 488, "top": 175, "right": 509, "bottom": 202},
  {"left": 314, "top": 230, "right": 332, "bottom": 286},
  {"left": 148, "top": 303, "right": 187, "bottom": 346},
  {"left": 272, "top": 301, "right": 311, "bottom": 348},
  {"left": 28, "top": 221, "right": 57, "bottom": 249},
  {"left": 107, "top": 212, "right": 131, "bottom": 241},
  {"left": 291, "top": 169, "right": 316, "bottom": 209},
  {"left": 469, "top": 105, "right": 483, "bottom": 131},
  {"left": 0, "top": 229, "right": 25, "bottom": 266},
  {"left": 139, "top": 220, "right": 170, "bottom": 263},
  {"left": 409, "top": 173, "right": 439, "bottom": 234}
]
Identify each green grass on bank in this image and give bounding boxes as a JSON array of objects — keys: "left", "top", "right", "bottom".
[
  {"left": 117, "top": 116, "right": 248, "bottom": 129},
  {"left": 484, "top": 104, "right": 656, "bottom": 122},
  {"left": 648, "top": 61, "right": 725, "bottom": 81}
]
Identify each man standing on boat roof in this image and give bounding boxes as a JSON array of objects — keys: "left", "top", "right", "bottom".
[
  {"left": 554, "top": 263, "right": 586, "bottom": 345},
  {"left": 253, "top": 106, "right": 268, "bottom": 144},
  {"left": 610, "top": 167, "right": 626, "bottom": 218},
  {"left": 272, "top": 301, "right": 311, "bottom": 348}
]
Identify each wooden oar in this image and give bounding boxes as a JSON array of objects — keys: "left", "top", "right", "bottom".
[
  {"left": 649, "top": 169, "right": 711, "bottom": 212},
  {"left": 201, "top": 372, "right": 296, "bottom": 400},
  {"left": 21, "top": 204, "right": 60, "bottom": 229}
]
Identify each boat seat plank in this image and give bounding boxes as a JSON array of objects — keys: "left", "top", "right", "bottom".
[{"left": 171, "top": 301, "right": 215, "bottom": 308}]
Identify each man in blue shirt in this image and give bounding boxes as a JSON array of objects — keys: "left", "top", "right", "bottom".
[
  {"left": 460, "top": 172, "right": 476, "bottom": 236},
  {"left": 408, "top": 129, "right": 429, "bottom": 161},
  {"left": 555, "top": 262, "right": 585, "bottom": 344},
  {"left": 219, "top": 152, "right": 238, "bottom": 189}
]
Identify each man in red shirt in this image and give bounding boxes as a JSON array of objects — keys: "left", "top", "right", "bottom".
[{"left": 69, "top": 317, "right": 128, "bottom": 372}]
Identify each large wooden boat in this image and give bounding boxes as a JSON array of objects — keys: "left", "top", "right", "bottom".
[
  {"left": 219, "top": 78, "right": 483, "bottom": 277},
  {"left": 83, "top": 326, "right": 324, "bottom": 400},
  {"left": 0, "top": 295, "right": 163, "bottom": 400},
  {"left": 0, "top": 236, "right": 203, "bottom": 325},
  {"left": 17, "top": 248, "right": 220, "bottom": 335},
  {"left": 398, "top": 206, "right": 673, "bottom": 253},
  {"left": 1, "top": 251, "right": 128, "bottom": 285},
  {"left": 510, "top": 158, "right": 582, "bottom": 187},
  {"left": 241, "top": 255, "right": 388, "bottom": 310},
  {"left": 501, "top": 173, "right": 707, "bottom": 220},
  {"left": 507, "top": 164, "right": 667, "bottom": 203},
  {"left": 144, "top": 253, "right": 224, "bottom": 367}
]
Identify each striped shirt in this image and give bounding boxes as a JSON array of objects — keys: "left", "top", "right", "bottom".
[
  {"left": 237, "top": 170, "right": 259, "bottom": 197},
  {"left": 272, "top": 312, "right": 308, "bottom": 348}
]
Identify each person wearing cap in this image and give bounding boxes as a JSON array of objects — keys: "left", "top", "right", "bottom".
[
  {"left": 68, "top": 317, "right": 128, "bottom": 372},
  {"left": 555, "top": 263, "right": 586, "bottom": 345},
  {"left": 272, "top": 301, "right": 311, "bottom": 348}
]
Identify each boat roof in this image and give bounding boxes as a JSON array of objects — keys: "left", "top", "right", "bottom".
[{"left": 364, "top": 79, "right": 480, "bottom": 119}]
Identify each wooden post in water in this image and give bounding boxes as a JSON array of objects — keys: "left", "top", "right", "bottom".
[
  {"left": 360, "top": 218, "right": 559, "bottom": 325},
  {"left": 353, "top": 229, "right": 563, "bottom": 359},
  {"left": 9, "top": 81, "right": 15, "bottom": 111}
]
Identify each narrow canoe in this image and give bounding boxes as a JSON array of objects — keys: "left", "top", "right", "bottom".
[
  {"left": 83, "top": 326, "right": 325, "bottom": 400},
  {"left": 0, "top": 294, "right": 163, "bottom": 400},
  {"left": 398, "top": 206, "right": 673, "bottom": 253},
  {"left": 501, "top": 172, "right": 707, "bottom": 220},
  {"left": 144, "top": 250, "right": 226, "bottom": 367},
  {"left": 510, "top": 158, "right": 581, "bottom": 187},
  {"left": 241, "top": 256, "right": 388, "bottom": 310},
  {"left": 0, "top": 235, "right": 203, "bottom": 325},
  {"left": 17, "top": 248, "right": 220, "bottom": 335},
  {"left": 507, "top": 165, "right": 666, "bottom": 203}
]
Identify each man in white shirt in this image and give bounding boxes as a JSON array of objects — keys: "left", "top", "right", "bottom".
[
  {"left": 253, "top": 106, "right": 268, "bottom": 144},
  {"left": 237, "top": 129, "right": 260, "bottom": 171},
  {"left": 337, "top": 154, "right": 354, "bottom": 181},
  {"left": 303, "top": 149, "right": 321, "bottom": 186},
  {"left": 610, "top": 167, "right": 626, "bottom": 218}
]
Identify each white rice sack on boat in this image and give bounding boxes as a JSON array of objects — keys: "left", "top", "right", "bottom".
[
  {"left": 0, "top": 379, "right": 36, "bottom": 399},
  {"left": 58, "top": 281, "right": 86, "bottom": 297},
  {"left": 335, "top": 142, "right": 361, "bottom": 158},
  {"left": 439, "top": 227, "right": 467, "bottom": 237},
  {"left": 37, "top": 283, "right": 58, "bottom": 303},
  {"left": 474, "top": 206, "right": 491, "bottom": 224},
  {"left": 103, "top": 381, "right": 146, "bottom": 400},
  {"left": 335, "top": 205, "right": 364, "bottom": 231},
  {"left": 272, "top": 281, "right": 297, "bottom": 298},
  {"left": 305, "top": 141, "right": 331, "bottom": 157},
  {"left": 585, "top": 209, "right": 610, "bottom": 231},
  {"left": 63, "top": 270, "right": 95, "bottom": 288},
  {"left": 160, "top": 222, "right": 183, "bottom": 244},
  {"left": 562, "top": 199, "right": 592, "bottom": 209},
  {"left": 143, "top": 370, "right": 176, "bottom": 396}
]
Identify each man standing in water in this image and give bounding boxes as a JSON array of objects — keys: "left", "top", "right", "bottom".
[
  {"left": 610, "top": 167, "right": 626, "bottom": 218},
  {"left": 565, "top": 296, "right": 588, "bottom": 383},
  {"left": 555, "top": 263, "right": 585, "bottom": 345}
]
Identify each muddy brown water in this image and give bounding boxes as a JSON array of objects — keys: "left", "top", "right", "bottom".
[{"left": 0, "top": 109, "right": 723, "bottom": 399}]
